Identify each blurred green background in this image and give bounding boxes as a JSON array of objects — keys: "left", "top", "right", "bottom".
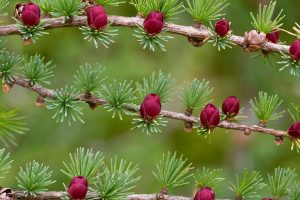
[{"left": 1, "top": 0, "right": 300, "bottom": 198}]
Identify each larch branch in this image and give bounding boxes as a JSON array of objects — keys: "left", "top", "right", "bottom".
[
  {"left": 0, "top": 15, "right": 290, "bottom": 53},
  {"left": 9, "top": 191, "right": 232, "bottom": 200},
  {"left": 6, "top": 75, "right": 289, "bottom": 140}
]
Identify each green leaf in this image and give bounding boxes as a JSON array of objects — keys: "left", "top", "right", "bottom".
[
  {"left": 0, "top": 0, "right": 8, "bottom": 16},
  {"left": 268, "top": 167, "right": 297, "bottom": 198},
  {"left": 130, "top": 0, "right": 147, "bottom": 15},
  {"left": 80, "top": 25, "right": 118, "bottom": 48},
  {"left": 194, "top": 167, "right": 224, "bottom": 189},
  {"left": 94, "top": 0, "right": 125, "bottom": 6},
  {"left": 46, "top": 86, "right": 84, "bottom": 126},
  {"left": 74, "top": 63, "right": 106, "bottom": 94},
  {"left": 290, "top": 139, "right": 300, "bottom": 153},
  {"left": 0, "top": 109, "right": 27, "bottom": 147},
  {"left": 0, "top": 51, "right": 22, "bottom": 84},
  {"left": 131, "top": 116, "right": 168, "bottom": 136},
  {"left": 288, "top": 103, "right": 300, "bottom": 122},
  {"left": 289, "top": 184, "right": 300, "bottom": 200},
  {"left": 134, "top": 26, "right": 173, "bottom": 52},
  {"left": 22, "top": 54, "right": 55, "bottom": 86},
  {"left": 31, "top": 0, "right": 54, "bottom": 14},
  {"left": 61, "top": 147, "right": 104, "bottom": 181},
  {"left": 131, "top": 0, "right": 183, "bottom": 20},
  {"left": 153, "top": 152, "right": 193, "bottom": 189},
  {"left": 250, "top": 1, "right": 285, "bottom": 33},
  {"left": 50, "top": 0, "right": 86, "bottom": 21},
  {"left": 16, "top": 20, "right": 49, "bottom": 43},
  {"left": 278, "top": 52, "right": 300, "bottom": 76},
  {"left": 249, "top": 91, "right": 284, "bottom": 126},
  {"left": 293, "top": 22, "right": 300, "bottom": 39},
  {"left": 16, "top": 160, "right": 55, "bottom": 197},
  {"left": 135, "top": 70, "right": 174, "bottom": 104},
  {"left": 99, "top": 80, "right": 135, "bottom": 120},
  {"left": 229, "top": 169, "right": 266, "bottom": 199},
  {"left": 180, "top": 78, "right": 213, "bottom": 110},
  {"left": 0, "top": 148, "right": 12, "bottom": 179},
  {"left": 92, "top": 157, "right": 140, "bottom": 200},
  {"left": 186, "top": 0, "right": 229, "bottom": 24},
  {"left": 0, "top": 39, "right": 6, "bottom": 51}
]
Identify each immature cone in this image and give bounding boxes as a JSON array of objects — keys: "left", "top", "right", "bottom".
[
  {"left": 200, "top": 103, "right": 220, "bottom": 129},
  {"left": 21, "top": 3, "right": 41, "bottom": 27},
  {"left": 266, "top": 30, "right": 280, "bottom": 44},
  {"left": 143, "top": 11, "right": 164, "bottom": 35},
  {"left": 222, "top": 96, "right": 240, "bottom": 117},
  {"left": 68, "top": 176, "right": 88, "bottom": 200},
  {"left": 244, "top": 30, "right": 267, "bottom": 51},
  {"left": 214, "top": 19, "right": 230, "bottom": 36},
  {"left": 140, "top": 93, "right": 161, "bottom": 121},
  {"left": 288, "top": 121, "right": 300, "bottom": 139},
  {"left": 87, "top": 5, "right": 108, "bottom": 30},
  {"left": 289, "top": 39, "right": 300, "bottom": 60},
  {"left": 194, "top": 187, "right": 215, "bottom": 200}
]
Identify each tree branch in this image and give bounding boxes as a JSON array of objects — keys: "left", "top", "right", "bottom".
[
  {"left": 9, "top": 191, "right": 194, "bottom": 200},
  {"left": 6, "top": 75, "right": 289, "bottom": 140},
  {"left": 0, "top": 15, "right": 290, "bottom": 53}
]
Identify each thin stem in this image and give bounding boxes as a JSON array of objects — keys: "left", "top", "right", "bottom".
[
  {"left": 0, "top": 15, "right": 290, "bottom": 53},
  {"left": 8, "top": 191, "right": 233, "bottom": 200},
  {"left": 4, "top": 75, "right": 290, "bottom": 139}
]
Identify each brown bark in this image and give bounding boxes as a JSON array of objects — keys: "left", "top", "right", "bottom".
[
  {"left": 0, "top": 15, "right": 290, "bottom": 53},
  {"left": 0, "top": 75, "right": 289, "bottom": 140}
]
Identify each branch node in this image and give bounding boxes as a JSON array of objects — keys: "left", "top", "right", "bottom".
[
  {"left": 23, "top": 38, "right": 32, "bottom": 46},
  {"left": 0, "top": 188, "right": 14, "bottom": 200},
  {"left": 243, "top": 30, "right": 267, "bottom": 52},
  {"left": 259, "top": 120, "right": 267, "bottom": 128},
  {"left": 2, "top": 83, "right": 14, "bottom": 93},
  {"left": 187, "top": 22, "right": 207, "bottom": 47},
  {"left": 275, "top": 136, "right": 284, "bottom": 145},
  {"left": 184, "top": 108, "right": 194, "bottom": 132},
  {"left": 244, "top": 128, "right": 251, "bottom": 136},
  {"left": 156, "top": 193, "right": 167, "bottom": 200},
  {"left": 35, "top": 95, "right": 46, "bottom": 107}
]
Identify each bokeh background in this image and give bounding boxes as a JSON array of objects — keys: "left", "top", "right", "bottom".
[{"left": 1, "top": 0, "right": 300, "bottom": 198}]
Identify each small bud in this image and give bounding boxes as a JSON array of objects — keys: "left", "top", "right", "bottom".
[
  {"left": 140, "top": 93, "right": 161, "bottom": 121},
  {"left": 87, "top": 5, "right": 108, "bottom": 30},
  {"left": 266, "top": 30, "right": 280, "bottom": 44},
  {"left": 88, "top": 102, "right": 98, "bottom": 110},
  {"left": 194, "top": 187, "right": 215, "bottom": 200},
  {"left": 261, "top": 198, "right": 272, "bottom": 200},
  {"left": 143, "top": 11, "right": 164, "bottom": 35},
  {"left": 289, "top": 39, "right": 300, "bottom": 60},
  {"left": 23, "top": 38, "right": 33, "bottom": 46},
  {"left": 2, "top": 83, "right": 13, "bottom": 93},
  {"left": 21, "top": 3, "right": 41, "bottom": 27},
  {"left": 200, "top": 103, "right": 220, "bottom": 129},
  {"left": 259, "top": 120, "right": 267, "bottom": 127},
  {"left": 275, "top": 136, "right": 284, "bottom": 145},
  {"left": 244, "top": 129, "right": 251, "bottom": 136},
  {"left": 68, "top": 176, "right": 88, "bottom": 200},
  {"left": 214, "top": 19, "right": 230, "bottom": 36},
  {"left": 288, "top": 121, "right": 300, "bottom": 139},
  {"left": 222, "top": 96, "right": 240, "bottom": 118},
  {"left": 35, "top": 95, "right": 45, "bottom": 107}
]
